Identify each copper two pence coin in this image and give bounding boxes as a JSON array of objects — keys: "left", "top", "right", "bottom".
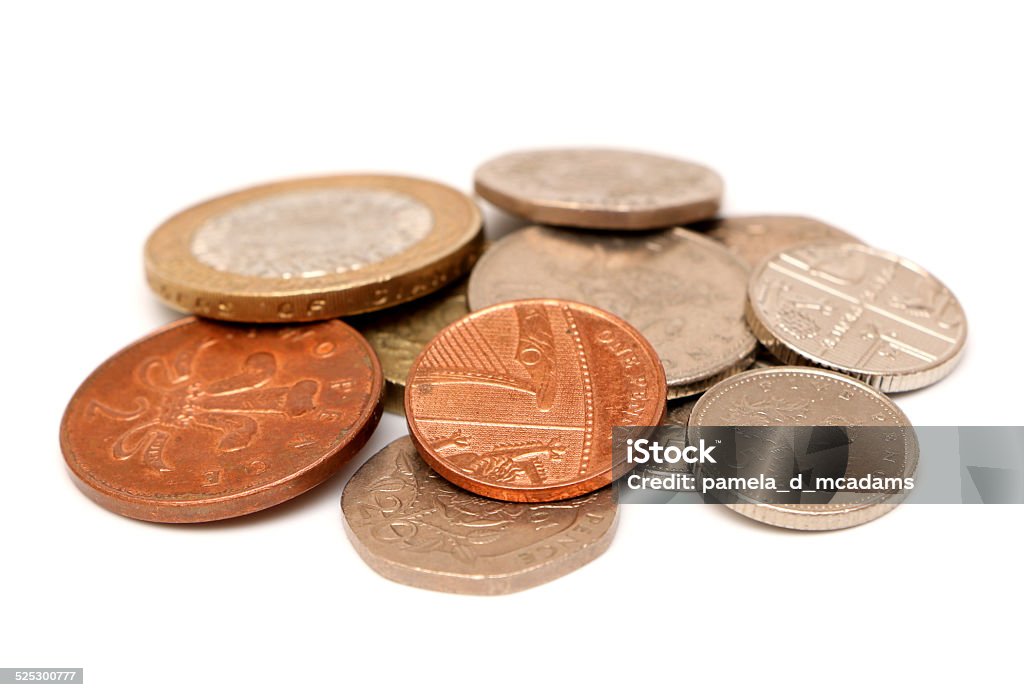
[
  {"left": 405, "top": 299, "right": 667, "bottom": 502},
  {"left": 60, "top": 317, "right": 383, "bottom": 523}
]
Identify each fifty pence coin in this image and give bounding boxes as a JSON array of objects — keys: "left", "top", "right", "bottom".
[
  {"left": 746, "top": 242, "right": 967, "bottom": 392},
  {"left": 474, "top": 148, "right": 723, "bottom": 229},
  {"left": 342, "top": 437, "right": 617, "bottom": 595},
  {"left": 468, "top": 226, "right": 757, "bottom": 398},
  {"left": 405, "top": 299, "right": 667, "bottom": 502},
  {"left": 60, "top": 318, "right": 383, "bottom": 522},
  {"left": 688, "top": 367, "right": 919, "bottom": 531},
  {"left": 690, "top": 215, "right": 860, "bottom": 269},
  {"left": 356, "top": 280, "right": 470, "bottom": 415},
  {"left": 146, "top": 174, "right": 483, "bottom": 322}
]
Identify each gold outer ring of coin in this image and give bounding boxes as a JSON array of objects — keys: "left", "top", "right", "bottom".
[
  {"left": 688, "top": 367, "right": 919, "bottom": 531},
  {"left": 145, "top": 174, "right": 484, "bottom": 323},
  {"left": 745, "top": 242, "right": 967, "bottom": 393},
  {"left": 474, "top": 148, "right": 723, "bottom": 230}
]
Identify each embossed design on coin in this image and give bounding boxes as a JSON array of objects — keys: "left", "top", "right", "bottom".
[
  {"left": 191, "top": 188, "right": 434, "bottom": 279},
  {"left": 468, "top": 226, "right": 756, "bottom": 398},
  {"left": 746, "top": 242, "right": 967, "bottom": 392},
  {"left": 60, "top": 317, "right": 383, "bottom": 522},
  {"left": 146, "top": 174, "right": 482, "bottom": 322},
  {"left": 688, "top": 367, "right": 919, "bottom": 530},
  {"left": 475, "top": 148, "right": 723, "bottom": 229},
  {"left": 356, "top": 280, "right": 470, "bottom": 415},
  {"left": 405, "top": 299, "right": 666, "bottom": 502},
  {"left": 690, "top": 215, "right": 859, "bottom": 269},
  {"left": 342, "top": 437, "right": 617, "bottom": 594}
]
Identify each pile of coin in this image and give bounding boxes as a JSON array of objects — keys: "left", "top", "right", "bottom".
[{"left": 60, "top": 148, "right": 967, "bottom": 593}]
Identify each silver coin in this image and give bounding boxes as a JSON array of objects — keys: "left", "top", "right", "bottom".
[
  {"left": 747, "top": 242, "right": 967, "bottom": 392},
  {"left": 468, "top": 226, "right": 757, "bottom": 398},
  {"left": 341, "top": 437, "right": 618, "bottom": 595},
  {"left": 688, "top": 367, "right": 919, "bottom": 530},
  {"left": 474, "top": 148, "right": 723, "bottom": 229},
  {"left": 691, "top": 215, "right": 859, "bottom": 270},
  {"left": 191, "top": 187, "right": 434, "bottom": 279}
]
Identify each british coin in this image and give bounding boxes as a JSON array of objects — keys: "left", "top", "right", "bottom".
[
  {"left": 690, "top": 214, "right": 860, "bottom": 269},
  {"left": 356, "top": 280, "right": 470, "bottom": 415},
  {"left": 60, "top": 317, "right": 383, "bottom": 523},
  {"left": 688, "top": 367, "right": 919, "bottom": 531},
  {"left": 641, "top": 398, "right": 698, "bottom": 477},
  {"left": 665, "top": 398, "right": 697, "bottom": 429},
  {"left": 405, "top": 299, "right": 666, "bottom": 502},
  {"left": 145, "top": 174, "right": 483, "bottom": 322},
  {"left": 474, "top": 148, "right": 723, "bottom": 229},
  {"left": 342, "top": 437, "right": 617, "bottom": 595},
  {"left": 468, "top": 226, "right": 757, "bottom": 398},
  {"left": 746, "top": 242, "right": 967, "bottom": 392}
]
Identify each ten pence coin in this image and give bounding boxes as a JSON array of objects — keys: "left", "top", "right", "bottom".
[
  {"left": 60, "top": 317, "right": 383, "bottom": 522},
  {"left": 405, "top": 299, "right": 667, "bottom": 502},
  {"left": 468, "top": 226, "right": 757, "bottom": 398},
  {"left": 342, "top": 437, "right": 617, "bottom": 595},
  {"left": 145, "top": 174, "right": 483, "bottom": 322},
  {"left": 746, "top": 242, "right": 967, "bottom": 392},
  {"left": 474, "top": 148, "right": 723, "bottom": 230}
]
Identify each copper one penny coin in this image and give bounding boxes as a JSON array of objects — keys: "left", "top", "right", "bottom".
[
  {"left": 405, "top": 299, "right": 666, "bottom": 502},
  {"left": 60, "top": 317, "right": 383, "bottom": 523}
]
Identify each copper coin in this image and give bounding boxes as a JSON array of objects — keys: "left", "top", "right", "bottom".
[
  {"left": 60, "top": 317, "right": 383, "bottom": 523},
  {"left": 690, "top": 215, "right": 860, "bottom": 269},
  {"left": 474, "top": 148, "right": 723, "bottom": 229},
  {"left": 746, "top": 241, "right": 967, "bottom": 392},
  {"left": 405, "top": 299, "right": 667, "bottom": 502},
  {"left": 342, "top": 437, "right": 617, "bottom": 595}
]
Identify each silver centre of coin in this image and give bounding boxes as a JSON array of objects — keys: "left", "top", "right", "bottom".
[{"left": 190, "top": 187, "right": 435, "bottom": 279}]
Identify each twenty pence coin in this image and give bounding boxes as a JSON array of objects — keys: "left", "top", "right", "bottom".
[
  {"left": 474, "top": 148, "right": 723, "bottom": 229},
  {"left": 342, "top": 437, "right": 617, "bottom": 595}
]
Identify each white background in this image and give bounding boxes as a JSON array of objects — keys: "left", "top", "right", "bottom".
[{"left": 2, "top": 2, "right": 1021, "bottom": 695}]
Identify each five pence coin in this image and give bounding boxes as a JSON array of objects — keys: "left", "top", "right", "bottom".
[{"left": 688, "top": 367, "right": 919, "bottom": 531}]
